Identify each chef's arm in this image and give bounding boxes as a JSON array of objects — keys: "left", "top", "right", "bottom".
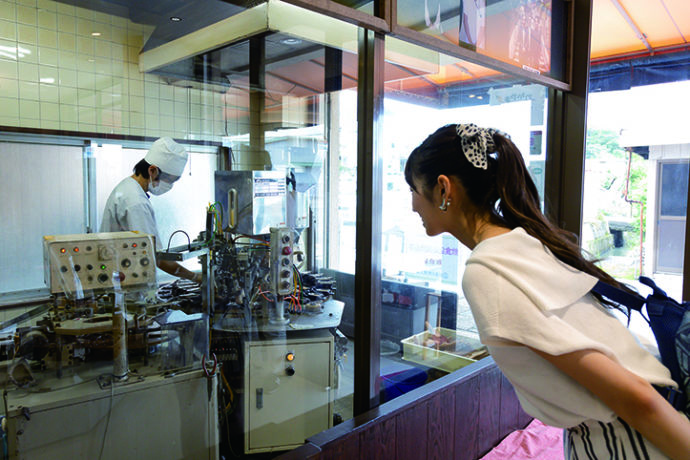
[{"left": 157, "top": 259, "right": 202, "bottom": 283}]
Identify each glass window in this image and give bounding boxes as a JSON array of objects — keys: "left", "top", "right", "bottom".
[
  {"left": 659, "top": 162, "right": 688, "bottom": 217},
  {"left": 331, "top": 0, "right": 375, "bottom": 15},
  {"left": 371, "top": 40, "right": 549, "bottom": 401},
  {"left": 0, "top": 142, "right": 85, "bottom": 295},
  {"left": 161, "top": 12, "right": 360, "bottom": 457},
  {"left": 0, "top": 1, "right": 360, "bottom": 458},
  {"left": 396, "top": 0, "right": 568, "bottom": 81},
  {"left": 584, "top": 80, "right": 690, "bottom": 298},
  {"left": 94, "top": 144, "right": 218, "bottom": 281}
]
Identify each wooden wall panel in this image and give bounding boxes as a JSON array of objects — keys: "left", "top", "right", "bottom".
[
  {"left": 454, "top": 375, "right": 480, "bottom": 460},
  {"left": 427, "top": 388, "right": 456, "bottom": 459},
  {"left": 321, "top": 432, "right": 358, "bottom": 460},
  {"left": 277, "top": 359, "right": 534, "bottom": 460},
  {"left": 477, "top": 366, "right": 502, "bottom": 456},
  {"left": 518, "top": 404, "right": 533, "bottom": 428},
  {"left": 396, "top": 403, "right": 428, "bottom": 460},
  {"left": 499, "top": 373, "right": 521, "bottom": 440},
  {"left": 359, "top": 416, "right": 397, "bottom": 459}
]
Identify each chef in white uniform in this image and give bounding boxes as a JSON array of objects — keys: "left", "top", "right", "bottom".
[{"left": 100, "top": 137, "right": 202, "bottom": 283}]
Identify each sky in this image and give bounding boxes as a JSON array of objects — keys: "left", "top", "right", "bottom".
[{"left": 587, "top": 80, "right": 690, "bottom": 146}]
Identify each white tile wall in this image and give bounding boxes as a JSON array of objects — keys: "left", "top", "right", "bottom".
[{"left": 0, "top": 0, "right": 227, "bottom": 141}]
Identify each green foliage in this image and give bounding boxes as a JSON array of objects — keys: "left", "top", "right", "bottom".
[
  {"left": 586, "top": 129, "right": 627, "bottom": 160},
  {"left": 585, "top": 129, "right": 648, "bottom": 280}
]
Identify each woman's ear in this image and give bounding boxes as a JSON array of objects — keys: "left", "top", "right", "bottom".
[{"left": 437, "top": 175, "right": 452, "bottom": 197}]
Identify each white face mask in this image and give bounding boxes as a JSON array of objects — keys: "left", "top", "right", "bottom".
[{"left": 148, "top": 178, "right": 173, "bottom": 195}]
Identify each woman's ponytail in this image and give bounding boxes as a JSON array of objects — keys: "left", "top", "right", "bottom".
[
  {"left": 491, "top": 133, "right": 628, "bottom": 291},
  {"left": 405, "top": 124, "right": 630, "bottom": 294}
]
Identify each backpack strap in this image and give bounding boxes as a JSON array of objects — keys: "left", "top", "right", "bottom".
[
  {"left": 639, "top": 276, "right": 668, "bottom": 297},
  {"left": 591, "top": 281, "right": 646, "bottom": 312}
]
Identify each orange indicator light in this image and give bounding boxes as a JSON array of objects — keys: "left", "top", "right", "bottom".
[
  {"left": 60, "top": 248, "right": 66, "bottom": 253},
  {"left": 286, "top": 352, "right": 295, "bottom": 362},
  {"left": 132, "top": 243, "right": 138, "bottom": 248},
  {"left": 73, "top": 247, "right": 79, "bottom": 252}
]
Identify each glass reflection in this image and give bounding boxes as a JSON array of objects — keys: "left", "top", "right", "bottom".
[
  {"left": 0, "top": 0, "right": 358, "bottom": 457},
  {"left": 396, "top": 0, "right": 567, "bottom": 81},
  {"left": 376, "top": 41, "right": 549, "bottom": 401}
]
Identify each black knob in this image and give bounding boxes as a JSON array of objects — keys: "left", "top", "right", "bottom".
[
  {"left": 140, "top": 257, "right": 149, "bottom": 266},
  {"left": 285, "top": 366, "right": 295, "bottom": 376},
  {"left": 121, "top": 258, "right": 131, "bottom": 268},
  {"left": 98, "top": 274, "right": 108, "bottom": 283},
  {"left": 74, "top": 264, "right": 81, "bottom": 272}
]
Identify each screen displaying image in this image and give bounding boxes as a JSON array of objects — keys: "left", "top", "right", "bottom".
[{"left": 482, "top": 0, "right": 552, "bottom": 73}]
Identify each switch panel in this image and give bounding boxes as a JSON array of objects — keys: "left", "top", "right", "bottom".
[
  {"left": 269, "top": 228, "right": 294, "bottom": 296},
  {"left": 43, "top": 231, "right": 156, "bottom": 294}
]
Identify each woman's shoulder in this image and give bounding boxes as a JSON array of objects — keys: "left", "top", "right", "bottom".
[
  {"left": 465, "top": 227, "right": 599, "bottom": 312},
  {"left": 468, "top": 227, "right": 547, "bottom": 267},
  {"left": 472, "top": 227, "right": 536, "bottom": 250}
]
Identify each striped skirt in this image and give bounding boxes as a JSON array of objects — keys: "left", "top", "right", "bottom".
[{"left": 564, "top": 417, "right": 669, "bottom": 459}]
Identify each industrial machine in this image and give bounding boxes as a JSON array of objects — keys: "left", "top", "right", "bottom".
[
  {"left": 43, "top": 232, "right": 157, "bottom": 295},
  {"left": 1, "top": 232, "right": 218, "bottom": 460},
  {"left": 1, "top": 168, "right": 343, "bottom": 458},
  {"left": 208, "top": 170, "right": 345, "bottom": 455}
]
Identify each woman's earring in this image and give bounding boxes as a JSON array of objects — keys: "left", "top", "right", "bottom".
[{"left": 439, "top": 198, "right": 450, "bottom": 211}]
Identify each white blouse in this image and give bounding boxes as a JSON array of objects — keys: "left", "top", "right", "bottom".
[{"left": 462, "top": 227, "right": 675, "bottom": 428}]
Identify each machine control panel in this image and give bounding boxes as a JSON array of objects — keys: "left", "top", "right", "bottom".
[
  {"left": 44, "top": 231, "right": 157, "bottom": 294},
  {"left": 269, "top": 228, "right": 294, "bottom": 295}
]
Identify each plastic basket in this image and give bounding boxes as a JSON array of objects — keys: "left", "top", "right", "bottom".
[{"left": 401, "top": 327, "right": 485, "bottom": 373}]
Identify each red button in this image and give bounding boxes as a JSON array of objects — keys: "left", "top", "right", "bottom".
[{"left": 282, "top": 247, "right": 292, "bottom": 255}]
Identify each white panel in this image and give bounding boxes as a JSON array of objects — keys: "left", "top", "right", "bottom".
[
  {"left": 0, "top": 142, "right": 84, "bottom": 293},
  {"left": 95, "top": 145, "right": 217, "bottom": 281},
  {"left": 245, "top": 332, "right": 333, "bottom": 453},
  {"left": 6, "top": 372, "right": 218, "bottom": 460}
]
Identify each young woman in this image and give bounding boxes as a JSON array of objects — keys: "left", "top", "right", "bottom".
[{"left": 405, "top": 123, "right": 690, "bottom": 459}]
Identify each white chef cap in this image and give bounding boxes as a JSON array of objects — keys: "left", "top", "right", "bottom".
[{"left": 144, "top": 137, "right": 188, "bottom": 177}]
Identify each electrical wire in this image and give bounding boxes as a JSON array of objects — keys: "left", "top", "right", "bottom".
[
  {"left": 231, "top": 234, "right": 269, "bottom": 246},
  {"left": 166, "top": 230, "right": 191, "bottom": 252},
  {"left": 292, "top": 265, "right": 303, "bottom": 301},
  {"left": 97, "top": 374, "right": 116, "bottom": 460}
]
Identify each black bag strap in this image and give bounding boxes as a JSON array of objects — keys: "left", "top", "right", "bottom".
[
  {"left": 591, "top": 280, "right": 646, "bottom": 312},
  {"left": 639, "top": 276, "right": 668, "bottom": 298}
]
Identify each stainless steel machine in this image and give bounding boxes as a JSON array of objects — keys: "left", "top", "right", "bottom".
[{"left": 209, "top": 171, "right": 344, "bottom": 455}]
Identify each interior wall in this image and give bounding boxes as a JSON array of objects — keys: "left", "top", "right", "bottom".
[{"left": 0, "top": 0, "right": 226, "bottom": 140}]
